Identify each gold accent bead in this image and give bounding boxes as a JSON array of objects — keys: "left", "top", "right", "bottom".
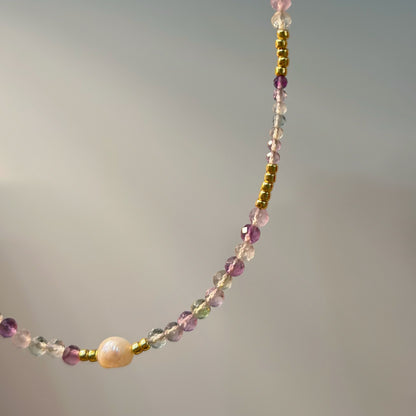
[
  {"left": 277, "top": 29, "right": 289, "bottom": 40},
  {"left": 276, "top": 48, "right": 289, "bottom": 58},
  {"left": 79, "top": 349, "right": 89, "bottom": 361},
  {"left": 139, "top": 338, "right": 150, "bottom": 351},
  {"left": 278, "top": 57, "right": 289, "bottom": 68},
  {"left": 266, "top": 164, "right": 278, "bottom": 174},
  {"left": 88, "top": 349, "right": 98, "bottom": 362},
  {"left": 256, "top": 200, "right": 268, "bottom": 209},
  {"left": 264, "top": 172, "right": 276, "bottom": 183},
  {"left": 131, "top": 342, "right": 143, "bottom": 355},
  {"left": 259, "top": 191, "right": 271, "bottom": 202},
  {"left": 275, "top": 39, "right": 287, "bottom": 49},
  {"left": 261, "top": 182, "right": 273, "bottom": 193},
  {"left": 275, "top": 66, "right": 287, "bottom": 76}
]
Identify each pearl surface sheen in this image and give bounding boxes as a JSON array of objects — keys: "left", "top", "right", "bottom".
[{"left": 97, "top": 337, "right": 133, "bottom": 368}]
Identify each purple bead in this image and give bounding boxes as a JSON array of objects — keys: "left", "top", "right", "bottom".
[
  {"left": 0, "top": 317, "right": 17, "bottom": 338},
  {"left": 273, "top": 76, "right": 288, "bottom": 89},
  {"left": 205, "top": 287, "right": 225, "bottom": 307},
  {"left": 271, "top": 0, "right": 292, "bottom": 11},
  {"left": 267, "top": 151, "right": 280, "bottom": 164},
  {"left": 249, "top": 207, "right": 270, "bottom": 227},
  {"left": 268, "top": 139, "right": 282, "bottom": 152},
  {"left": 241, "top": 224, "right": 261, "bottom": 244},
  {"left": 62, "top": 345, "right": 80, "bottom": 366},
  {"left": 177, "top": 311, "right": 198, "bottom": 332},
  {"left": 274, "top": 88, "right": 287, "bottom": 101},
  {"left": 225, "top": 256, "right": 245, "bottom": 277}
]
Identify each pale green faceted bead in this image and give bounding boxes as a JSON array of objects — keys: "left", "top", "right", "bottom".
[
  {"left": 213, "top": 270, "right": 233, "bottom": 290},
  {"left": 47, "top": 339, "right": 65, "bottom": 358},
  {"left": 271, "top": 11, "right": 292, "bottom": 29},
  {"left": 147, "top": 328, "right": 167, "bottom": 349},
  {"left": 29, "top": 336, "right": 48, "bottom": 357},
  {"left": 235, "top": 242, "right": 255, "bottom": 262},
  {"left": 191, "top": 299, "right": 211, "bottom": 319}
]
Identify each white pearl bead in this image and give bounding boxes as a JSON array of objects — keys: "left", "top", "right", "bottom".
[{"left": 97, "top": 336, "right": 133, "bottom": 368}]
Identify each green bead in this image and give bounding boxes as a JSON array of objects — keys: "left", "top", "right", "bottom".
[{"left": 191, "top": 299, "right": 211, "bottom": 319}]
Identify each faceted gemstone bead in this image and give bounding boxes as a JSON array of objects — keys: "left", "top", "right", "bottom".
[
  {"left": 0, "top": 317, "right": 17, "bottom": 338},
  {"left": 235, "top": 242, "right": 255, "bottom": 262},
  {"left": 97, "top": 337, "right": 133, "bottom": 368},
  {"left": 177, "top": 311, "right": 198, "bottom": 332},
  {"left": 191, "top": 299, "right": 211, "bottom": 319},
  {"left": 29, "top": 336, "right": 48, "bottom": 356},
  {"left": 164, "top": 322, "right": 183, "bottom": 342},
  {"left": 12, "top": 329, "right": 31, "bottom": 349},
  {"left": 62, "top": 345, "right": 81, "bottom": 366},
  {"left": 269, "top": 127, "right": 284, "bottom": 140},
  {"left": 271, "top": 0, "right": 292, "bottom": 11},
  {"left": 205, "top": 287, "right": 225, "bottom": 307},
  {"left": 271, "top": 11, "right": 292, "bottom": 29},
  {"left": 241, "top": 224, "right": 261, "bottom": 244},
  {"left": 267, "top": 151, "right": 281, "bottom": 164},
  {"left": 268, "top": 138, "right": 282, "bottom": 152},
  {"left": 274, "top": 88, "right": 287, "bottom": 101},
  {"left": 274, "top": 76, "right": 288, "bottom": 90},
  {"left": 273, "top": 102, "right": 287, "bottom": 115},
  {"left": 225, "top": 256, "right": 245, "bottom": 277},
  {"left": 273, "top": 114, "right": 286, "bottom": 128},
  {"left": 249, "top": 207, "right": 270, "bottom": 227},
  {"left": 47, "top": 339, "right": 65, "bottom": 358},
  {"left": 213, "top": 270, "right": 233, "bottom": 290},
  {"left": 147, "top": 328, "right": 167, "bottom": 349}
]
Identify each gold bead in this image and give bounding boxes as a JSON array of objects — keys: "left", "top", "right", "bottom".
[
  {"left": 256, "top": 200, "right": 268, "bottom": 209},
  {"left": 131, "top": 342, "right": 143, "bottom": 355},
  {"left": 79, "top": 349, "right": 89, "bottom": 361},
  {"left": 266, "top": 164, "right": 278, "bottom": 174},
  {"left": 264, "top": 172, "right": 276, "bottom": 183},
  {"left": 261, "top": 182, "right": 273, "bottom": 193},
  {"left": 88, "top": 349, "right": 98, "bottom": 362},
  {"left": 276, "top": 48, "right": 289, "bottom": 58},
  {"left": 277, "top": 29, "right": 289, "bottom": 40},
  {"left": 275, "top": 66, "right": 287, "bottom": 76},
  {"left": 278, "top": 57, "right": 289, "bottom": 68},
  {"left": 259, "top": 191, "right": 271, "bottom": 202},
  {"left": 275, "top": 39, "right": 287, "bottom": 49},
  {"left": 139, "top": 338, "right": 150, "bottom": 351}
]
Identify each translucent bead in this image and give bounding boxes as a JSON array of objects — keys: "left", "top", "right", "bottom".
[
  {"left": 225, "top": 256, "right": 245, "bottom": 277},
  {"left": 268, "top": 138, "right": 282, "bottom": 152},
  {"left": 273, "top": 102, "right": 287, "bottom": 115},
  {"left": 274, "top": 75, "right": 288, "bottom": 90},
  {"left": 269, "top": 127, "right": 284, "bottom": 140},
  {"left": 12, "top": 329, "right": 31, "bottom": 349},
  {"left": 267, "top": 151, "right": 280, "bottom": 164},
  {"left": 62, "top": 345, "right": 80, "bottom": 366},
  {"left": 191, "top": 299, "right": 211, "bottom": 319},
  {"left": 205, "top": 287, "right": 225, "bottom": 307},
  {"left": 147, "top": 328, "right": 167, "bottom": 349},
  {"left": 164, "top": 322, "right": 183, "bottom": 342},
  {"left": 241, "top": 224, "right": 261, "bottom": 244},
  {"left": 273, "top": 114, "right": 286, "bottom": 128},
  {"left": 249, "top": 207, "right": 270, "bottom": 227},
  {"left": 213, "top": 270, "right": 233, "bottom": 290},
  {"left": 235, "top": 242, "right": 255, "bottom": 261},
  {"left": 47, "top": 339, "right": 65, "bottom": 358},
  {"left": 271, "top": 11, "right": 292, "bottom": 29},
  {"left": 274, "top": 88, "right": 287, "bottom": 101},
  {"left": 271, "top": 0, "right": 292, "bottom": 11},
  {"left": 29, "top": 336, "right": 48, "bottom": 357},
  {"left": 0, "top": 317, "right": 17, "bottom": 338},
  {"left": 178, "top": 311, "right": 198, "bottom": 332}
]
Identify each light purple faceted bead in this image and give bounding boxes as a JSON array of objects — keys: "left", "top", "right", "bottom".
[
  {"left": 62, "top": 345, "right": 80, "bottom": 366},
  {"left": 0, "top": 317, "right": 17, "bottom": 338},
  {"left": 271, "top": 0, "right": 292, "bottom": 11},
  {"left": 225, "top": 256, "right": 245, "bottom": 277},
  {"left": 268, "top": 139, "right": 282, "bottom": 152},
  {"left": 249, "top": 207, "right": 269, "bottom": 227},
  {"left": 164, "top": 322, "right": 184, "bottom": 342},
  {"left": 178, "top": 311, "right": 198, "bottom": 332},
  {"left": 241, "top": 224, "right": 261, "bottom": 244},
  {"left": 274, "top": 88, "right": 287, "bottom": 101},
  {"left": 205, "top": 287, "right": 225, "bottom": 307},
  {"left": 12, "top": 329, "right": 31, "bottom": 348},
  {"left": 267, "top": 151, "right": 281, "bottom": 164}
]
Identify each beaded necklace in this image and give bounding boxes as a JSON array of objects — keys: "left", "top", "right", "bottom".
[{"left": 0, "top": 1, "right": 293, "bottom": 369}]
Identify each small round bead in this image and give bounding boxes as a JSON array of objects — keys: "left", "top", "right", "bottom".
[
  {"left": 276, "top": 48, "right": 289, "bottom": 58},
  {"left": 79, "top": 349, "right": 89, "bottom": 361},
  {"left": 97, "top": 337, "right": 133, "bottom": 368},
  {"left": 147, "top": 328, "right": 167, "bottom": 349},
  {"left": 205, "top": 287, "right": 225, "bottom": 307},
  {"left": 191, "top": 299, "right": 211, "bottom": 319},
  {"left": 277, "top": 29, "right": 290, "bottom": 40},
  {"left": 269, "top": 127, "right": 284, "bottom": 141},
  {"left": 29, "top": 336, "right": 48, "bottom": 357},
  {"left": 225, "top": 256, "right": 245, "bottom": 277},
  {"left": 12, "top": 329, "right": 31, "bottom": 349},
  {"left": 178, "top": 311, "right": 198, "bottom": 332},
  {"left": 261, "top": 181, "right": 273, "bottom": 193},
  {"left": 274, "top": 88, "right": 287, "bottom": 102},
  {"left": 259, "top": 191, "right": 271, "bottom": 202},
  {"left": 273, "top": 114, "right": 286, "bottom": 128},
  {"left": 241, "top": 224, "right": 261, "bottom": 244},
  {"left": 267, "top": 151, "right": 281, "bottom": 164},
  {"left": 164, "top": 322, "right": 184, "bottom": 342},
  {"left": 47, "top": 339, "right": 65, "bottom": 358},
  {"left": 275, "top": 39, "right": 287, "bottom": 49},
  {"left": 273, "top": 75, "right": 288, "bottom": 90},
  {"left": 62, "top": 345, "right": 80, "bottom": 366},
  {"left": 235, "top": 242, "right": 255, "bottom": 262},
  {"left": 249, "top": 207, "right": 270, "bottom": 227},
  {"left": 255, "top": 200, "right": 268, "bottom": 209},
  {"left": 88, "top": 350, "right": 98, "bottom": 361},
  {"left": 0, "top": 317, "right": 17, "bottom": 338},
  {"left": 264, "top": 172, "right": 276, "bottom": 183},
  {"left": 271, "top": 12, "right": 292, "bottom": 29},
  {"left": 213, "top": 270, "right": 233, "bottom": 290},
  {"left": 138, "top": 338, "right": 150, "bottom": 351},
  {"left": 278, "top": 57, "right": 290, "bottom": 68},
  {"left": 268, "top": 138, "right": 282, "bottom": 152},
  {"left": 273, "top": 102, "right": 287, "bottom": 115},
  {"left": 275, "top": 66, "right": 288, "bottom": 77},
  {"left": 271, "top": 0, "right": 292, "bottom": 11},
  {"left": 266, "top": 164, "right": 278, "bottom": 174}
]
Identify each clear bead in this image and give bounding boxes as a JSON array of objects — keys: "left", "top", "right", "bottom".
[
  {"left": 191, "top": 299, "right": 211, "bottom": 319},
  {"left": 47, "top": 339, "right": 65, "bottom": 358},
  {"left": 271, "top": 11, "right": 292, "bottom": 29},
  {"left": 235, "top": 242, "right": 255, "bottom": 261},
  {"left": 147, "top": 328, "right": 167, "bottom": 349},
  {"left": 12, "top": 329, "right": 31, "bottom": 349},
  {"left": 269, "top": 127, "right": 284, "bottom": 140},
  {"left": 164, "top": 322, "right": 183, "bottom": 342},
  {"left": 213, "top": 270, "right": 233, "bottom": 290},
  {"left": 273, "top": 102, "right": 287, "bottom": 115},
  {"left": 274, "top": 88, "right": 287, "bottom": 102},
  {"left": 273, "top": 114, "right": 286, "bottom": 128},
  {"left": 29, "top": 336, "right": 48, "bottom": 356}
]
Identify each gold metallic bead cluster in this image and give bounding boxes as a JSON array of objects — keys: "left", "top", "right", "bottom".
[
  {"left": 79, "top": 349, "right": 98, "bottom": 362},
  {"left": 256, "top": 164, "right": 278, "bottom": 209},
  {"left": 131, "top": 338, "right": 150, "bottom": 355},
  {"left": 275, "top": 30, "right": 290, "bottom": 76}
]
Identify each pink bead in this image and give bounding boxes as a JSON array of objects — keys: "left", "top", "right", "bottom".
[
  {"left": 205, "top": 287, "right": 225, "bottom": 307},
  {"left": 62, "top": 345, "right": 80, "bottom": 366},
  {"left": 241, "top": 224, "right": 261, "bottom": 244},
  {"left": 268, "top": 139, "right": 282, "bottom": 152},
  {"left": 178, "top": 311, "right": 198, "bottom": 332},
  {"left": 225, "top": 256, "right": 245, "bottom": 277},
  {"left": 249, "top": 207, "right": 270, "bottom": 227},
  {"left": 267, "top": 151, "right": 280, "bottom": 164},
  {"left": 271, "top": 0, "right": 292, "bottom": 11},
  {"left": 12, "top": 329, "right": 31, "bottom": 348}
]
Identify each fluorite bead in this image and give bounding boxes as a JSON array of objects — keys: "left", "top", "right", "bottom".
[
  {"left": 235, "top": 242, "right": 255, "bottom": 261},
  {"left": 147, "top": 328, "right": 167, "bottom": 349},
  {"left": 268, "top": 139, "right": 282, "bottom": 152},
  {"left": 269, "top": 127, "right": 284, "bottom": 140},
  {"left": 97, "top": 337, "right": 133, "bottom": 368},
  {"left": 274, "top": 76, "right": 288, "bottom": 90},
  {"left": 213, "top": 270, "right": 233, "bottom": 290},
  {"left": 164, "top": 322, "right": 183, "bottom": 342},
  {"left": 241, "top": 224, "right": 261, "bottom": 244},
  {"left": 62, "top": 345, "right": 80, "bottom": 366},
  {"left": 271, "top": 11, "right": 292, "bottom": 29},
  {"left": 273, "top": 114, "right": 286, "bottom": 128},
  {"left": 274, "top": 88, "right": 287, "bottom": 101},
  {"left": 0, "top": 317, "right": 17, "bottom": 338},
  {"left": 29, "top": 336, "right": 48, "bottom": 356},
  {"left": 205, "top": 287, "right": 225, "bottom": 307},
  {"left": 249, "top": 207, "right": 270, "bottom": 227},
  {"left": 47, "top": 339, "right": 65, "bottom": 358},
  {"left": 267, "top": 151, "right": 281, "bottom": 164},
  {"left": 12, "top": 329, "right": 31, "bottom": 349},
  {"left": 177, "top": 311, "right": 198, "bottom": 332},
  {"left": 273, "top": 102, "right": 287, "bottom": 115},
  {"left": 191, "top": 299, "right": 211, "bottom": 319},
  {"left": 225, "top": 256, "right": 245, "bottom": 277},
  {"left": 271, "top": 0, "right": 292, "bottom": 11}
]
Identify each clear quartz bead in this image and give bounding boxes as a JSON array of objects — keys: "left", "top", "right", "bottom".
[
  {"left": 235, "top": 242, "right": 255, "bottom": 261},
  {"left": 147, "top": 328, "right": 167, "bottom": 349},
  {"left": 271, "top": 11, "right": 292, "bottom": 29},
  {"left": 47, "top": 339, "right": 65, "bottom": 358},
  {"left": 12, "top": 329, "right": 31, "bottom": 349},
  {"left": 273, "top": 102, "right": 287, "bottom": 115},
  {"left": 269, "top": 127, "right": 284, "bottom": 140},
  {"left": 29, "top": 336, "right": 48, "bottom": 357},
  {"left": 164, "top": 322, "right": 183, "bottom": 342},
  {"left": 213, "top": 270, "right": 233, "bottom": 290},
  {"left": 273, "top": 114, "right": 286, "bottom": 128}
]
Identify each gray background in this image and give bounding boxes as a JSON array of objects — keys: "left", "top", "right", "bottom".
[{"left": 1, "top": 1, "right": 415, "bottom": 415}]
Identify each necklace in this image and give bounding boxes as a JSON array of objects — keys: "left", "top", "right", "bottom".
[{"left": 0, "top": 0, "right": 293, "bottom": 369}]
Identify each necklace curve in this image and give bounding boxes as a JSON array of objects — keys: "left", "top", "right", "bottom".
[{"left": 0, "top": 1, "right": 293, "bottom": 369}]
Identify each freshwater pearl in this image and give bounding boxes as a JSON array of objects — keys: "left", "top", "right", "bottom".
[{"left": 97, "top": 336, "right": 133, "bottom": 368}]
